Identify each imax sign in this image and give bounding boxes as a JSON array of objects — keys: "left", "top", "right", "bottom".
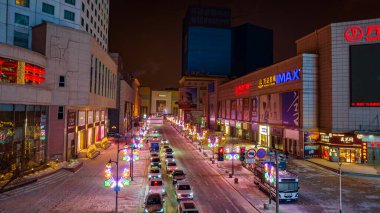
[{"left": 276, "top": 69, "right": 301, "bottom": 84}]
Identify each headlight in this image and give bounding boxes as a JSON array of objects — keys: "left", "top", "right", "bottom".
[
  {"left": 144, "top": 209, "right": 148, "bottom": 213},
  {"left": 158, "top": 174, "right": 161, "bottom": 178},
  {"left": 159, "top": 208, "right": 164, "bottom": 212},
  {"left": 148, "top": 175, "right": 151, "bottom": 178},
  {"left": 190, "top": 193, "right": 193, "bottom": 197},
  {"left": 162, "top": 188, "right": 165, "bottom": 192},
  {"left": 178, "top": 194, "right": 181, "bottom": 196}
]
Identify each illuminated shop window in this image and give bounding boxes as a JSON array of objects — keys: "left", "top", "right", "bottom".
[
  {"left": 0, "top": 57, "right": 45, "bottom": 85},
  {"left": 15, "top": 0, "right": 29, "bottom": 7}
]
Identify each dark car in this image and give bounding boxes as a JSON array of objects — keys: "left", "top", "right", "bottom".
[
  {"left": 165, "top": 148, "right": 174, "bottom": 155},
  {"left": 144, "top": 193, "right": 164, "bottom": 213},
  {"left": 150, "top": 157, "right": 161, "bottom": 168},
  {"left": 171, "top": 169, "right": 186, "bottom": 184}
]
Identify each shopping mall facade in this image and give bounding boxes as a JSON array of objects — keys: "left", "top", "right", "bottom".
[
  {"left": 211, "top": 18, "right": 380, "bottom": 164},
  {"left": 0, "top": 22, "right": 118, "bottom": 175}
]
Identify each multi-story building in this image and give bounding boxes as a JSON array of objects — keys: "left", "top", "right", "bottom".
[
  {"left": 212, "top": 18, "right": 380, "bottom": 165},
  {"left": 150, "top": 90, "right": 179, "bottom": 116},
  {"left": 140, "top": 86, "right": 151, "bottom": 117},
  {"left": 0, "top": 0, "right": 109, "bottom": 51}
]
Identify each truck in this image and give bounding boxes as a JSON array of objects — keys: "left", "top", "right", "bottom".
[
  {"left": 149, "top": 140, "right": 160, "bottom": 153},
  {"left": 253, "top": 160, "right": 299, "bottom": 202}
]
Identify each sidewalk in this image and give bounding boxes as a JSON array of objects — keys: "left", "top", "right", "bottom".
[{"left": 305, "top": 158, "right": 380, "bottom": 178}]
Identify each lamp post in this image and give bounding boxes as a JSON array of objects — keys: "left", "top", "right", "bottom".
[{"left": 339, "top": 162, "right": 342, "bottom": 213}]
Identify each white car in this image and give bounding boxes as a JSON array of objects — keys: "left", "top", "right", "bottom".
[
  {"left": 166, "top": 161, "right": 177, "bottom": 173},
  {"left": 161, "top": 138, "right": 169, "bottom": 145},
  {"left": 165, "top": 154, "right": 175, "bottom": 162},
  {"left": 175, "top": 181, "right": 193, "bottom": 200},
  {"left": 148, "top": 178, "right": 165, "bottom": 195},
  {"left": 177, "top": 200, "right": 199, "bottom": 213},
  {"left": 148, "top": 167, "right": 162, "bottom": 179}
]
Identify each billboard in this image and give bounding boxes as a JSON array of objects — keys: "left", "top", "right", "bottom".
[
  {"left": 251, "top": 96, "right": 259, "bottom": 122},
  {"left": 179, "top": 87, "right": 197, "bottom": 109},
  {"left": 231, "top": 100, "right": 237, "bottom": 120},
  {"left": 350, "top": 43, "right": 380, "bottom": 107},
  {"left": 221, "top": 100, "right": 226, "bottom": 118},
  {"left": 156, "top": 100, "right": 167, "bottom": 113},
  {"left": 226, "top": 100, "right": 231, "bottom": 119},
  {"left": 282, "top": 91, "right": 299, "bottom": 126},
  {"left": 236, "top": 98, "right": 243, "bottom": 121},
  {"left": 259, "top": 93, "right": 281, "bottom": 124},
  {"left": 243, "top": 98, "right": 250, "bottom": 121}
]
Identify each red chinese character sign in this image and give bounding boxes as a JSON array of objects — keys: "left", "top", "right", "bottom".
[{"left": 344, "top": 24, "right": 380, "bottom": 43}]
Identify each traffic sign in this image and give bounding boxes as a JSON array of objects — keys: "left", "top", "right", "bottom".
[
  {"left": 256, "top": 148, "right": 266, "bottom": 158},
  {"left": 246, "top": 149, "right": 256, "bottom": 159},
  {"left": 245, "top": 158, "right": 255, "bottom": 164}
]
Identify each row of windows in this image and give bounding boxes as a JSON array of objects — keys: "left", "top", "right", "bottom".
[
  {"left": 90, "top": 55, "right": 116, "bottom": 99},
  {"left": 16, "top": 0, "right": 75, "bottom": 8},
  {"left": 14, "top": 9, "right": 76, "bottom": 27}
]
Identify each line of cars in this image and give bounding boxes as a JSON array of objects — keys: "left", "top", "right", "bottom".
[{"left": 144, "top": 136, "right": 199, "bottom": 213}]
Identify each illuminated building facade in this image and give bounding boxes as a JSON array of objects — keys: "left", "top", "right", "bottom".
[{"left": 212, "top": 18, "right": 380, "bottom": 164}]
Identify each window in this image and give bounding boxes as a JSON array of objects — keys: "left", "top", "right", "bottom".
[
  {"left": 13, "top": 31, "right": 28, "bottom": 48},
  {"left": 58, "top": 106, "right": 64, "bottom": 120},
  {"left": 94, "top": 58, "right": 98, "bottom": 94},
  {"left": 65, "top": 0, "right": 75, "bottom": 6},
  {"left": 64, "top": 10, "right": 75, "bottom": 21},
  {"left": 14, "top": 13, "right": 29, "bottom": 26},
  {"left": 59, "top": 76, "right": 65, "bottom": 87},
  {"left": 81, "top": 2, "right": 85, "bottom": 11},
  {"left": 86, "top": 23, "right": 88, "bottom": 32},
  {"left": 86, "top": 10, "right": 89, "bottom": 18},
  {"left": 42, "top": 3, "right": 54, "bottom": 15},
  {"left": 15, "top": 0, "right": 29, "bottom": 7},
  {"left": 90, "top": 56, "right": 93, "bottom": 92},
  {"left": 81, "top": 18, "right": 84, "bottom": 26}
]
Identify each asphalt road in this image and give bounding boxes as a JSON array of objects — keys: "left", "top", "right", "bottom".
[{"left": 158, "top": 124, "right": 259, "bottom": 213}]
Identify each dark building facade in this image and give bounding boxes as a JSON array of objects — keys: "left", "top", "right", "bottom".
[
  {"left": 182, "top": 7, "right": 232, "bottom": 77},
  {"left": 232, "top": 24, "right": 273, "bottom": 78}
]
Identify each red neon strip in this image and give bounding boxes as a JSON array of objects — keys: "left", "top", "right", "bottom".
[
  {"left": 25, "top": 64, "right": 46, "bottom": 74},
  {"left": 24, "top": 74, "right": 45, "bottom": 83},
  {"left": 352, "top": 102, "right": 380, "bottom": 107},
  {"left": 2, "top": 61, "right": 17, "bottom": 68}
]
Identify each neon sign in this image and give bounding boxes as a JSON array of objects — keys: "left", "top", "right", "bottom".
[
  {"left": 234, "top": 83, "right": 251, "bottom": 95},
  {"left": 351, "top": 102, "right": 380, "bottom": 107},
  {"left": 258, "top": 69, "right": 301, "bottom": 89},
  {"left": 344, "top": 24, "right": 380, "bottom": 43}
]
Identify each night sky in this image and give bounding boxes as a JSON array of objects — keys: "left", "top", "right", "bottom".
[{"left": 108, "top": 0, "right": 380, "bottom": 90}]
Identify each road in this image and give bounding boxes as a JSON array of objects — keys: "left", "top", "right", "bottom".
[{"left": 159, "top": 124, "right": 260, "bottom": 213}]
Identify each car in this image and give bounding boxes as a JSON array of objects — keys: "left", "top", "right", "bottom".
[
  {"left": 170, "top": 169, "right": 186, "bottom": 184},
  {"left": 148, "top": 167, "right": 162, "bottom": 179},
  {"left": 150, "top": 153, "right": 160, "bottom": 159},
  {"left": 144, "top": 193, "right": 164, "bottom": 213},
  {"left": 164, "top": 148, "right": 174, "bottom": 155},
  {"left": 175, "top": 181, "right": 193, "bottom": 200},
  {"left": 164, "top": 154, "right": 175, "bottom": 162},
  {"left": 162, "top": 145, "right": 170, "bottom": 150},
  {"left": 177, "top": 200, "right": 199, "bottom": 213},
  {"left": 161, "top": 138, "right": 169, "bottom": 145},
  {"left": 148, "top": 178, "right": 165, "bottom": 195},
  {"left": 150, "top": 157, "right": 161, "bottom": 168},
  {"left": 166, "top": 161, "right": 177, "bottom": 173}
]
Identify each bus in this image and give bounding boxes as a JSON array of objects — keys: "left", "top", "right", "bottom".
[{"left": 253, "top": 161, "right": 299, "bottom": 202}]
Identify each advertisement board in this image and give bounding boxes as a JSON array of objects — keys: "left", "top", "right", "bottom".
[
  {"left": 226, "top": 100, "right": 231, "bottom": 119},
  {"left": 236, "top": 98, "right": 243, "bottom": 121},
  {"left": 156, "top": 100, "right": 167, "bottom": 113},
  {"left": 243, "top": 98, "right": 250, "bottom": 121},
  {"left": 230, "top": 100, "right": 237, "bottom": 120},
  {"left": 259, "top": 93, "right": 281, "bottom": 124},
  {"left": 78, "top": 111, "right": 86, "bottom": 127},
  {"left": 282, "top": 91, "right": 299, "bottom": 126},
  {"left": 221, "top": 101, "right": 225, "bottom": 118},
  {"left": 251, "top": 96, "right": 259, "bottom": 122},
  {"left": 179, "top": 87, "right": 197, "bottom": 109}
]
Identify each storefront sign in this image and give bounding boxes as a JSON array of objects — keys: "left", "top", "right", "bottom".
[
  {"left": 242, "top": 122, "right": 248, "bottom": 130},
  {"left": 251, "top": 123, "right": 258, "bottom": 131},
  {"left": 88, "top": 111, "right": 94, "bottom": 124},
  {"left": 282, "top": 91, "right": 299, "bottom": 126},
  {"left": 320, "top": 133, "right": 362, "bottom": 145},
  {"left": 236, "top": 121, "right": 241, "bottom": 129},
  {"left": 344, "top": 24, "right": 380, "bottom": 43},
  {"left": 362, "top": 142, "right": 367, "bottom": 162},
  {"left": 270, "top": 127, "right": 283, "bottom": 137},
  {"left": 259, "top": 126, "right": 269, "bottom": 135},
  {"left": 304, "top": 132, "right": 319, "bottom": 143},
  {"left": 258, "top": 69, "right": 301, "bottom": 89},
  {"left": 101, "top": 111, "right": 105, "bottom": 121},
  {"left": 95, "top": 111, "right": 100, "bottom": 122},
  {"left": 78, "top": 111, "right": 86, "bottom": 127},
  {"left": 67, "top": 111, "right": 76, "bottom": 133},
  {"left": 234, "top": 83, "right": 251, "bottom": 95},
  {"left": 225, "top": 120, "right": 229, "bottom": 125},
  {"left": 230, "top": 120, "right": 236, "bottom": 127}
]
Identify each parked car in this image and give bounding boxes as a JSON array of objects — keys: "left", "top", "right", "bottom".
[
  {"left": 170, "top": 169, "right": 186, "bottom": 184},
  {"left": 177, "top": 200, "right": 199, "bottom": 213},
  {"left": 148, "top": 178, "right": 165, "bottom": 195},
  {"left": 144, "top": 193, "right": 164, "bottom": 213},
  {"left": 175, "top": 181, "right": 193, "bottom": 200}
]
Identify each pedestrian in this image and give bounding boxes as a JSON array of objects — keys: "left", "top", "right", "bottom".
[{"left": 285, "top": 150, "right": 289, "bottom": 159}]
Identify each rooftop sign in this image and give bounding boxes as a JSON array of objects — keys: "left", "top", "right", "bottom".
[
  {"left": 258, "top": 69, "right": 301, "bottom": 89},
  {"left": 344, "top": 24, "right": 380, "bottom": 43}
]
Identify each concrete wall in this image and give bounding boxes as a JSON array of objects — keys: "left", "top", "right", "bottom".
[{"left": 48, "top": 105, "right": 66, "bottom": 160}]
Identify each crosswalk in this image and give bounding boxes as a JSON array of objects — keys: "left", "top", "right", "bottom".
[{"left": 0, "top": 170, "right": 73, "bottom": 201}]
